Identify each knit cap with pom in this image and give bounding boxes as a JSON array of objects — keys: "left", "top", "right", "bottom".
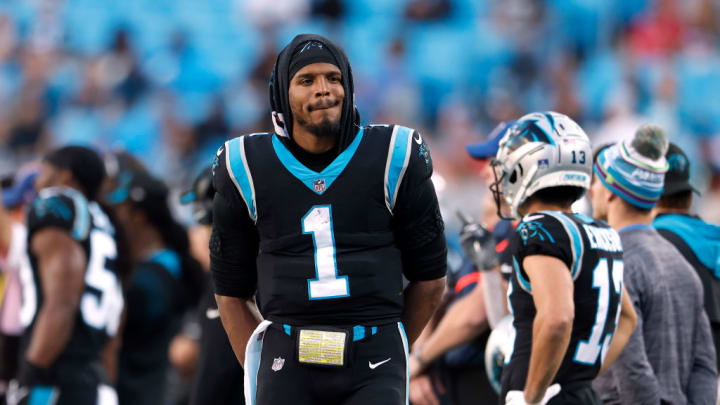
[
  {"left": 630, "top": 124, "right": 670, "bottom": 162},
  {"left": 593, "top": 124, "right": 670, "bottom": 210}
]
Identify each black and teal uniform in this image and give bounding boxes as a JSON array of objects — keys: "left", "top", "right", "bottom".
[
  {"left": 20, "top": 187, "right": 123, "bottom": 405},
  {"left": 117, "top": 249, "right": 184, "bottom": 405},
  {"left": 211, "top": 124, "right": 447, "bottom": 405},
  {"left": 502, "top": 212, "right": 624, "bottom": 404}
]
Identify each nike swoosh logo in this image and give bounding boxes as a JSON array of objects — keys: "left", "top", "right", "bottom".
[
  {"left": 414, "top": 132, "right": 423, "bottom": 145},
  {"left": 206, "top": 308, "right": 220, "bottom": 319},
  {"left": 369, "top": 358, "right": 391, "bottom": 369}
]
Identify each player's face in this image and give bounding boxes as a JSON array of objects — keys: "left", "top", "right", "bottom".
[
  {"left": 589, "top": 175, "right": 608, "bottom": 221},
  {"left": 289, "top": 63, "right": 344, "bottom": 137},
  {"left": 477, "top": 159, "right": 495, "bottom": 184},
  {"left": 112, "top": 201, "right": 141, "bottom": 233},
  {"left": 35, "top": 162, "right": 62, "bottom": 192}
]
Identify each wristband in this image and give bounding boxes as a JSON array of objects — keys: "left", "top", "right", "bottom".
[{"left": 18, "top": 361, "right": 54, "bottom": 386}]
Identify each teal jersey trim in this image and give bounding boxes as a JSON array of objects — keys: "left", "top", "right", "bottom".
[
  {"left": 384, "top": 126, "right": 413, "bottom": 212},
  {"left": 29, "top": 386, "right": 57, "bottom": 405},
  {"left": 353, "top": 325, "right": 365, "bottom": 341},
  {"left": 68, "top": 190, "right": 90, "bottom": 241},
  {"left": 397, "top": 322, "right": 410, "bottom": 405},
  {"left": 573, "top": 212, "right": 596, "bottom": 224},
  {"left": 513, "top": 256, "right": 532, "bottom": 293},
  {"left": 271, "top": 128, "right": 365, "bottom": 195},
  {"left": 541, "top": 211, "right": 585, "bottom": 280},
  {"left": 148, "top": 249, "right": 182, "bottom": 278},
  {"left": 226, "top": 137, "right": 258, "bottom": 222}
]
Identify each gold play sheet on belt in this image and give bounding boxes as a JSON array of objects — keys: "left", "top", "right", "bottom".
[{"left": 298, "top": 329, "right": 346, "bottom": 366}]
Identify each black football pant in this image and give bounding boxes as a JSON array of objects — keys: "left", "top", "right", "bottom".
[
  {"left": 10, "top": 384, "right": 117, "bottom": 405},
  {"left": 254, "top": 322, "right": 408, "bottom": 405}
]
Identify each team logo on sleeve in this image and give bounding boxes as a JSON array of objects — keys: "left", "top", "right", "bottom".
[
  {"left": 272, "top": 357, "right": 285, "bottom": 371},
  {"left": 516, "top": 221, "right": 555, "bottom": 245},
  {"left": 415, "top": 131, "right": 431, "bottom": 169},
  {"left": 418, "top": 142, "right": 430, "bottom": 167},
  {"left": 212, "top": 145, "right": 224, "bottom": 177},
  {"left": 33, "top": 197, "right": 72, "bottom": 221},
  {"left": 313, "top": 178, "right": 326, "bottom": 193}
]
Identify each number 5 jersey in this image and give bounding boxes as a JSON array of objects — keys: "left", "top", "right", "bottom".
[{"left": 20, "top": 187, "right": 124, "bottom": 386}]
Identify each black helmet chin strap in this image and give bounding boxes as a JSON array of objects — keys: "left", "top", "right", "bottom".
[{"left": 269, "top": 34, "right": 360, "bottom": 152}]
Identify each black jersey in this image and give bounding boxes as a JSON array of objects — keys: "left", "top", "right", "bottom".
[
  {"left": 212, "top": 125, "right": 446, "bottom": 325},
  {"left": 501, "top": 211, "right": 624, "bottom": 396},
  {"left": 118, "top": 250, "right": 183, "bottom": 405},
  {"left": 19, "top": 187, "right": 124, "bottom": 385}
]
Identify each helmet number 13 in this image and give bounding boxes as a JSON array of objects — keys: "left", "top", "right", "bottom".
[
  {"left": 302, "top": 205, "right": 350, "bottom": 300},
  {"left": 571, "top": 150, "right": 586, "bottom": 164}
]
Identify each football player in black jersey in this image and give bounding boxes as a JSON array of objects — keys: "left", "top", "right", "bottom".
[
  {"left": 105, "top": 168, "right": 205, "bottom": 405},
  {"left": 489, "top": 112, "right": 637, "bottom": 405},
  {"left": 210, "top": 34, "right": 447, "bottom": 405},
  {"left": 10, "top": 146, "right": 129, "bottom": 405}
]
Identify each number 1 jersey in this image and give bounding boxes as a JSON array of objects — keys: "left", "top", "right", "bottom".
[
  {"left": 501, "top": 211, "right": 624, "bottom": 396},
  {"left": 212, "top": 125, "right": 447, "bottom": 326}
]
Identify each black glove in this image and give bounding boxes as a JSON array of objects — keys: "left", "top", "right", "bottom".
[
  {"left": 457, "top": 212, "right": 499, "bottom": 271},
  {"left": 7, "top": 362, "right": 57, "bottom": 405}
]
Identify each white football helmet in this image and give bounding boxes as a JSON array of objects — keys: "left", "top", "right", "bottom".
[
  {"left": 490, "top": 112, "right": 592, "bottom": 219},
  {"left": 484, "top": 315, "right": 515, "bottom": 394}
]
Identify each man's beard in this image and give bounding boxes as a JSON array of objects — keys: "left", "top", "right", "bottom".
[{"left": 298, "top": 116, "right": 341, "bottom": 139}]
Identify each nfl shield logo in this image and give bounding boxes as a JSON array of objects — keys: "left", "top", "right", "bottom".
[
  {"left": 313, "top": 178, "right": 326, "bottom": 193},
  {"left": 272, "top": 357, "right": 285, "bottom": 372}
]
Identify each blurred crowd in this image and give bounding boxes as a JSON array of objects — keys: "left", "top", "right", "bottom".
[
  {"left": 0, "top": 0, "right": 719, "bottom": 224},
  {"left": 0, "top": 1, "right": 718, "bottom": 404}
]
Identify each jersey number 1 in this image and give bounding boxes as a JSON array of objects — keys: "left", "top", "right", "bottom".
[
  {"left": 574, "top": 258, "right": 623, "bottom": 365},
  {"left": 302, "top": 206, "right": 349, "bottom": 300}
]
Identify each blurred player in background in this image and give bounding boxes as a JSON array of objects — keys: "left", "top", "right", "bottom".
[
  {"left": 491, "top": 112, "right": 636, "bottom": 405},
  {"left": 407, "top": 121, "right": 516, "bottom": 405},
  {"left": 106, "top": 169, "right": 204, "bottom": 405},
  {"left": 405, "top": 213, "right": 496, "bottom": 405},
  {"left": 0, "top": 167, "right": 37, "bottom": 403},
  {"left": 464, "top": 120, "right": 518, "bottom": 328},
  {"left": 407, "top": 218, "right": 497, "bottom": 405},
  {"left": 592, "top": 127, "right": 717, "bottom": 404},
  {"left": 180, "top": 168, "right": 244, "bottom": 405},
  {"left": 653, "top": 143, "right": 720, "bottom": 378},
  {"left": 211, "top": 33, "right": 447, "bottom": 405},
  {"left": 11, "top": 146, "right": 128, "bottom": 405}
]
